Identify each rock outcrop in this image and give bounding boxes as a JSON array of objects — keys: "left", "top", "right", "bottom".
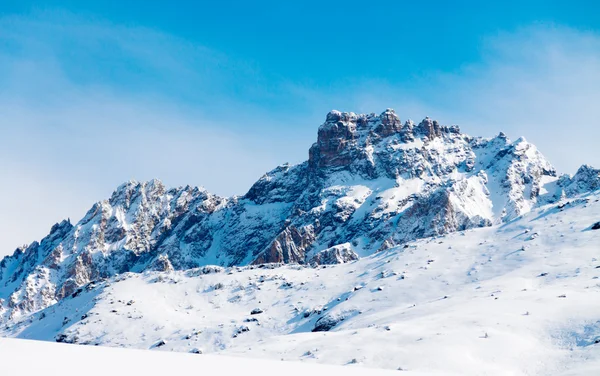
[
  {"left": 558, "top": 165, "right": 600, "bottom": 197},
  {"left": 1, "top": 108, "right": 597, "bottom": 320},
  {"left": 309, "top": 243, "right": 359, "bottom": 265}
]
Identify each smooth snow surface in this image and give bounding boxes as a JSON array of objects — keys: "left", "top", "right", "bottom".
[
  {"left": 2, "top": 191, "right": 600, "bottom": 375},
  {"left": 0, "top": 337, "right": 401, "bottom": 376}
]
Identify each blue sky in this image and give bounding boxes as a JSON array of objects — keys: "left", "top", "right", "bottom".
[{"left": 1, "top": 1, "right": 600, "bottom": 254}]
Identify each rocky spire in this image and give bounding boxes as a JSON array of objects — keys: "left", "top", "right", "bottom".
[{"left": 374, "top": 108, "right": 402, "bottom": 137}]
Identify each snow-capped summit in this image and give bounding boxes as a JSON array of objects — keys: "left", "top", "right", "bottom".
[
  {"left": 0, "top": 109, "right": 598, "bottom": 321},
  {"left": 559, "top": 164, "right": 600, "bottom": 196}
]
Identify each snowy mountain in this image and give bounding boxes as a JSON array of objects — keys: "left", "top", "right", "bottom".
[
  {"left": 2, "top": 189, "right": 599, "bottom": 375},
  {"left": 1, "top": 109, "right": 599, "bottom": 371}
]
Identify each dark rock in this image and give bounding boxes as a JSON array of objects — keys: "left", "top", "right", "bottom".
[
  {"left": 250, "top": 308, "right": 264, "bottom": 315},
  {"left": 55, "top": 334, "right": 70, "bottom": 343},
  {"left": 375, "top": 109, "right": 402, "bottom": 137},
  {"left": 312, "top": 315, "right": 344, "bottom": 332},
  {"left": 415, "top": 117, "right": 442, "bottom": 139},
  {"left": 252, "top": 226, "right": 315, "bottom": 265}
]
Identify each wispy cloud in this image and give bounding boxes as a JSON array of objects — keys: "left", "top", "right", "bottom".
[
  {"left": 0, "top": 11, "right": 315, "bottom": 255},
  {"left": 435, "top": 25, "right": 600, "bottom": 172},
  {"left": 296, "top": 25, "right": 600, "bottom": 172},
  {"left": 1, "top": 12, "right": 599, "bottom": 256}
]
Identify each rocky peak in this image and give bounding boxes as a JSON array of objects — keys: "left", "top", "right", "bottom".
[
  {"left": 374, "top": 108, "right": 402, "bottom": 137},
  {"left": 414, "top": 117, "right": 442, "bottom": 140},
  {"left": 573, "top": 165, "right": 600, "bottom": 188},
  {"left": 308, "top": 109, "right": 466, "bottom": 175},
  {"left": 49, "top": 219, "right": 73, "bottom": 238},
  {"left": 108, "top": 179, "right": 167, "bottom": 208},
  {"left": 244, "top": 162, "right": 308, "bottom": 205},
  {"left": 309, "top": 109, "right": 456, "bottom": 172},
  {"left": 398, "top": 120, "right": 416, "bottom": 142},
  {"left": 309, "top": 110, "right": 360, "bottom": 170},
  {"left": 2, "top": 107, "right": 598, "bottom": 322},
  {"left": 559, "top": 164, "right": 600, "bottom": 196}
]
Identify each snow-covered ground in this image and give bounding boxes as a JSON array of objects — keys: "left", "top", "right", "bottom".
[
  {"left": 2, "top": 191, "right": 600, "bottom": 375},
  {"left": 0, "top": 337, "right": 400, "bottom": 376}
]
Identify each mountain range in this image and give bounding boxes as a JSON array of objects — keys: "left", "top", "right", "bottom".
[{"left": 1, "top": 108, "right": 599, "bottom": 330}]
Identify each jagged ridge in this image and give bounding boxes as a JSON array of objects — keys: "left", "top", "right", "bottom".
[{"left": 1, "top": 108, "right": 599, "bottom": 320}]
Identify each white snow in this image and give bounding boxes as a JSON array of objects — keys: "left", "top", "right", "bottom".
[
  {"left": 3, "top": 190, "right": 599, "bottom": 375},
  {"left": 373, "top": 178, "right": 424, "bottom": 218},
  {"left": 0, "top": 337, "right": 402, "bottom": 376}
]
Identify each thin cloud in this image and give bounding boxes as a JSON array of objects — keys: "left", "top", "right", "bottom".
[
  {"left": 0, "top": 12, "right": 309, "bottom": 256},
  {"left": 299, "top": 25, "right": 600, "bottom": 173},
  {"left": 435, "top": 25, "right": 600, "bottom": 173},
  {"left": 1, "top": 13, "right": 599, "bottom": 256}
]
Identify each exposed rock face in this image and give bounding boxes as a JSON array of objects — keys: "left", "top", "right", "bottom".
[
  {"left": 148, "top": 254, "right": 175, "bottom": 272},
  {"left": 1, "top": 108, "right": 597, "bottom": 321},
  {"left": 415, "top": 117, "right": 443, "bottom": 140},
  {"left": 252, "top": 225, "right": 316, "bottom": 265},
  {"left": 375, "top": 108, "right": 403, "bottom": 137},
  {"left": 558, "top": 165, "right": 600, "bottom": 197},
  {"left": 309, "top": 243, "right": 358, "bottom": 265}
]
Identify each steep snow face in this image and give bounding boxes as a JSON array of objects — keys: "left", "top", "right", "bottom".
[
  {"left": 2, "top": 191, "right": 599, "bottom": 375},
  {"left": 0, "top": 109, "right": 595, "bottom": 320},
  {"left": 470, "top": 134, "right": 558, "bottom": 222}
]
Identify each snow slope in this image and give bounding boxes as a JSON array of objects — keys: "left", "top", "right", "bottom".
[
  {"left": 0, "top": 337, "right": 401, "bottom": 376},
  {"left": 3, "top": 190, "right": 600, "bottom": 375}
]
